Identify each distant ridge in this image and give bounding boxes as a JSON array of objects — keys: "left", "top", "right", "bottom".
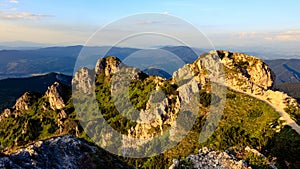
[{"left": 0, "top": 72, "right": 72, "bottom": 111}]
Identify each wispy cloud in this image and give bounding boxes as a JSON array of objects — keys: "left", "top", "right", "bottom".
[
  {"left": 264, "top": 30, "right": 300, "bottom": 41},
  {"left": 0, "top": 10, "right": 51, "bottom": 20},
  {"left": 237, "top": 32, "right": 258, "bottom": 39},
  {"left": 235, "top": 30, "right": 300, "bottom": 41},
  {"left": 9, "top": 0, "right": 19, "bottom": 4}
]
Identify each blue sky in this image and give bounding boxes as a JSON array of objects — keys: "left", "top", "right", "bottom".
[{"left": 0, "top": 0, "right": 300, "bottom": 48}]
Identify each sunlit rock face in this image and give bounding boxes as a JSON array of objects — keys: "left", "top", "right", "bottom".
[
  {"left": 95, "top": 56, "right": 121, "bottom": 76},
  {"left": 14, "top": 92, "right": 38, "bottom": 111},
  {"left": 45, "top": 82, "right": 68, "bottom": 110}
]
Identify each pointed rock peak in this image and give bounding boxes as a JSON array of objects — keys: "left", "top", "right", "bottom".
[
  {"left": 14, "top": 91, "right": 39, "bottom": 111},
  {"left": 72, "top": 67, "right": 95, "bottom": 94},
  {"left": 45, "top": 82, "right": 70, "bottom": 110},
  {"left": 95, "top": 56, "right": 122, "bottom": 75}
]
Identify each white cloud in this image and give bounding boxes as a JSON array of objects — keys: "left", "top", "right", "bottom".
[
  {"left": 0, "top": 10, "right": 51, "bottom": 20},
  {"left": 237, "top": 32, "right": 258, "bottom": 39},
  {"left": 264, "top": 30, "right": 300, "bottom": 41},
  {"left": 9, "top": 0, "right": 19, "bottom": 4},
  {"left": 234, "top": 30, "right": 300, "bottom": 42}
]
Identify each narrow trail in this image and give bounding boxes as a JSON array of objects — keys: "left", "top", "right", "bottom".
[{"left": 227, "top": 87, "right": 300, "bottom": 134}]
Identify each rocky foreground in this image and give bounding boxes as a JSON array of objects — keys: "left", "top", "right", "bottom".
[
  {"left": 0, "top": 135, "right": 131, "bottom": 169},
  {"left": 169, "top": 147, "right": 251, "bottom": 169},
  {"left": 0, "top": 135, "right": 262, "bottom": 169}
]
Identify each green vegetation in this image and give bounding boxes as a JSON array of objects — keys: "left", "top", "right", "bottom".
[
  {"left": 129, "top": 76, "right": 157, "bottom": 110},
  {"left": 266, "top": 126, "right": 300, "bottom": 169},
  {"left": 0, "top": 67, "right": 299, "bottom": 169},
  {"left": 93, "top": 71, "right": 139, "bottom": 135},
  {"left": 284, "top": 104, "right": 300, "bottom": 125},
  {"left": 121, "top": 89, "right": 290, "bottom": 168},
  {"left": 199, "top": 90, "right": 211, "bottom": 107},
  {"left": 245, "top": 152, "right": 270, "bottom": 169},
  {"left": 0, "top": 97, "right": 79, "bottom": 149}
]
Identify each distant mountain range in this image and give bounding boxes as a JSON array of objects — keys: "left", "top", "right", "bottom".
[
  {"left": 1, "top": 45, "right": 300, "bottom": 84},
  {"left": 265, "top": 59, "right": 300, "bottom": 84},
  {"left": 0, "top": 46, "right": 201, "bottom": 80}
]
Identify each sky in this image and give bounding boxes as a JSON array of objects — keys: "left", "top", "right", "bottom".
[{"left": 0, "top": 0, "right": 300, "bottom": 50}]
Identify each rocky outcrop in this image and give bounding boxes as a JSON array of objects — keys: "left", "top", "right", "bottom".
[
  {"left": 45, "top": 82, "right": 68, "bottom": 110},
  {"left": 217, "top": 50, "right": 275, "bottom": 89},
  {"left": 0, "top": 108, "right": 13, "bottom": 121},
  {"left": 72, "top": 67, "right": 95, "bottom": 94},
  {"left": 0, "top": 135, "right": 132, "bottom": 169},
  {"left": 189, "top": 50, "right": 275, "bottom": 94},
  {"left": 72, "top": 56, "right": 122, "bottom": 95},
  {"left": 14, "top": 92, "right": 38, "bottom": 111},
  {"left": 95, "top": 56, "right": 121, "bottom": 75},
  {"left": 0, "top": 92, "right": 39, "bottom": 121},
  {"left": 170, "top": 147, "right": 251, "bottom": 169},
  {"left": 128, "top": 87, "right": 181, "bottom": 139},
  {"left": 0, "top": 82, "right": 70, "bottom": 121}
]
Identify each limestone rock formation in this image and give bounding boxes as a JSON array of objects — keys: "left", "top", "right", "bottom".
[
  {"left": 170, "top": 147, "right": 251, "bottom": 169},
  {"left": 0, "top": 108, "right": 13, "bottom": 121},
  {"left": 72, "top": 56, "right": 122, "bottom": 95},
  {"left": 72, "top": 67, "right": 94, "bottom": 94},
  {"left": 190, "top": 50, "right": 275, "bottom": 94},
  {"left": 0, "top": 92, "right": 39, "bottom": 121},
  {"left": 0, "top": 135, "right": 132, "bottom": 169},
  {"left": 95, "top": 56, "right": 121, "bottom": 75},
  {"left": 45, "top": 82, "right": 68, "bottom": 110},
  {"left": 14, "top": 92, "right": 38, "bottom": 111},
  {"left": 217, "top": 50, "right": 275, "bottom": 89}
]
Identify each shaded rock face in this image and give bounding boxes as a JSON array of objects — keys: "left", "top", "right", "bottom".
[
  {"left": 0, "top": 135, "right": 132, "bottom": 169},
  {"left": 45, "top": 82, "right": 68, "bottom": 110},
  {"left": 95, "top": 56, "right": 121, "bottom": 76},
  {"left": 14, "top": 92, "right": 38, "bottom": 111},
  {"left": 170, "top": 147, "right": 251, "bottom": 169}
]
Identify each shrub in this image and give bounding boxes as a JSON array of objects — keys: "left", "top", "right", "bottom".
[{"left": 199, "top": 90, "right": 211, "bottom": 107}]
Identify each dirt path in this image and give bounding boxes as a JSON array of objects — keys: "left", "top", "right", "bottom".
[{"left": 227, "top": 87, "right": 300, "bottom": 134}]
